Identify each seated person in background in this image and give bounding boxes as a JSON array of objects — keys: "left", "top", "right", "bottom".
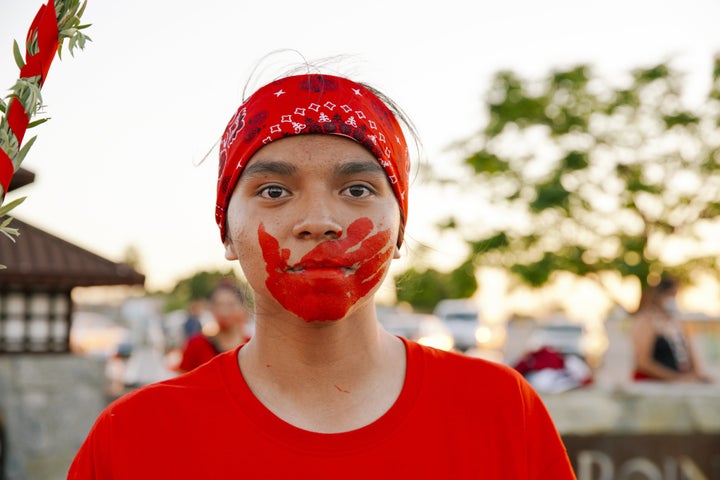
[
  {"left": 631, "top": 277, "right": 710, "bottom": 382},
  {"left": 178, "top": 280, "right": 251, "bottom": 372}
]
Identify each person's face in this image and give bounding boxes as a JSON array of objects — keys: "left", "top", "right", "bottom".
[
  {"left": 223, "top": 134, "right": 401, "bottom": 322},
  {"left": 210, "top": 288, "right": 247, "bottom": 331}
]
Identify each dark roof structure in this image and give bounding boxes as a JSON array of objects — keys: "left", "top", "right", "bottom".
[
  {"left": 1, "top": 168, "right": 144, "bottom": 289},
  {"left": 0, "top": 217, "right": 145, "bottom": 288}
]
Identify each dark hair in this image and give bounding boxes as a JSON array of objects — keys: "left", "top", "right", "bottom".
[{"left": 656, "top": 276, "right": 677, "bottom": 294}]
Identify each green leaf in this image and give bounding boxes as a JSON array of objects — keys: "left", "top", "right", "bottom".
[
  {"left": 1, "top": 216, "right": 14, "bottom": 228},
  {"left": 0, "top": 225, "right": 20, "bottom": 242},
  {"left": 551, "top": 65, "right": 591, "bottom": 89},
  {"left": 77, "top": 0, "right": 88, "bottom": 18},
  {"left": 561, "top": 150, "right": 589, "bottom": 171},
  {"left": 27, "top": 118, "right": 50, "bottom": 129},
  {"left": 470, "top": 232, "right": 509, "bottom": 253},
  {"left": 510, "top": 256, "right": 554, "bottom": 287},
  {"left": 437, "top": 216, "right": 457, "bottom": 230},
  {"left": 15, "top": 135, "right": 37, "bottom": 167},
  {"left": 27, "top": 30, "right": 39, "bottom": 56},
  {"left": 529, "top": 176, "right": 571, "bottom": 212},
  {"left": 663, "top": 112, "right": 700, "bottom": 129},
  {"left": 634, "top": 64, "right": 670, "bottom": 84},
  {"left": 465, "top": 150, "right": 508, "bottom": 174},
  {"left": 699, "top": 202, "right": 720, "bottom": 219},
  {"left": 0, "top": 196, "right": 26, "bottom": 216},
  {"left": 12, "top": 40, "right": 25, "bottom": 69}
]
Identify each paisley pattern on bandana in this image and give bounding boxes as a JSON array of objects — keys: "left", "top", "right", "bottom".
[{"left": 215, "top": 74, "right": 410, "bottom": 243}]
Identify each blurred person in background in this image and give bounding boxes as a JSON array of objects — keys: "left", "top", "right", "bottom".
[
  {"left": 69, "top": 60, "right": 575, "bottom": 479},
  {"left": 632, "top": 277, "right": 711, "bottom": 382},
  {"left": 182, "top": 298, "right": 205, "bottom": 341},
  {"left": 177, "top": 280, "right": 251, "bottom": 373}
]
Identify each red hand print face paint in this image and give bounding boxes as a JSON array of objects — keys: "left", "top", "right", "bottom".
[{"left": 259, "top": 217, "right": 394, "bottom": 322}]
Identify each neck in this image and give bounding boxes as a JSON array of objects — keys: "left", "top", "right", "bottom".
[
  {"left": 237, "top": 298, "right": 406, "bottom": 432},
  {"left": 244, "top": 299, "right": 383, "bottom": 372}
]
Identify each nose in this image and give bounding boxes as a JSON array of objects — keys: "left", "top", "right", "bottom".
[{"left": 292, "top": 200, "right": 343, "bottom": 240}]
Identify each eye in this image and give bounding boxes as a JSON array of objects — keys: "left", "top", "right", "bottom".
[
  {"left": 259, "top": 185, "right": 289, "bottom": 199},
  {"left": 342, "top": 184, "right": 374, "bottom": 198}
]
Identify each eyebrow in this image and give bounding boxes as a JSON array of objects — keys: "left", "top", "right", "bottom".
[
  {"left": 334, "top": 160, "right": 385, "bottom": 177},
  {"left": 243, "top": 158, "right": 384, "bottom": 178},
  {"left": 242, "top": 160, "right": 297, "bottom": 177}
]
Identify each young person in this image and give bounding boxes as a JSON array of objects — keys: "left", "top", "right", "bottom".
[
  {"left": 181, "top": 298, "right": 204, "bottom": 341},
  {"left": 177, "top": 280, "right": 251, "bottom": 372},
  {"left": 632, "top": 277, "right": 710, "bottom": 382},
  {"left": 69, "top": 67, "right": 576, "bottom": 479}
]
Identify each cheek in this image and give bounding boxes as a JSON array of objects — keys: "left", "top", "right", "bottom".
[
  {"left": 226, "top": 197, "right": 262, "bottom": 257},
  {"left": 226, "top": 217, "right": 267, "bottom": 287}
]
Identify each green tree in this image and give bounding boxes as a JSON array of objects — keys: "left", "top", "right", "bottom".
[
  {"left": 163, "top": 269, "right": 241, "bottom": 312},
  {"left": 439, "top": 59, "right": 720, "bottom": 308},
  {"left": 395, "top": 259, "right": 478, "bottom": 312}
]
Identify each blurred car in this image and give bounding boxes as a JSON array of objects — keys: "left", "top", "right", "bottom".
[
  {"left": 433, "top": 299, "right": 505, "bottom": 352},
  {"left": 525, "top": 321, "right": 606, "bottom": 368},
  {"left": 69, "top": 311, "right": 129, "bottom": 358},
  {"left": 527, "top": 323, "right": 585, "bottom": 356},
  {"left": 377, "top": 307, "right": 454, "bottom": 351}
]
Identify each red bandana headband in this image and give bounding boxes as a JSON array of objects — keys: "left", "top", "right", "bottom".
[{"left": 215, "top": 74, "right": 410, "bottom": 243}]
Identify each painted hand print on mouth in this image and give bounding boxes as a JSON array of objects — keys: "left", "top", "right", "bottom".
[{"left": 258, "top": 217, "right": 394, "bottom": 322}]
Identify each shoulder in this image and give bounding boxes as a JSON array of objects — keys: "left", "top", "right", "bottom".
[
  {"left": 404, "top": 340, "right": 556, "bottom": 433},
  {"left": 413, "top": 341, "right": 521, "bottom": 378},
  {"left": 408, "top": 340, "right": 529, "bottom": 397},
  {"left": 70, "top": 349, "right": 244, "bottom": 473},
  {"left": 107, "top": 349, "right": 232, "bottom": 418},
  {"left": 631, "top": 311, "right": 658, "bottom": 335}
]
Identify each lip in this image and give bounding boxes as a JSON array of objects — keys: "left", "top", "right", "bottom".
[{"left": 287, "top": 262, "right": 358, "bottom": 274}]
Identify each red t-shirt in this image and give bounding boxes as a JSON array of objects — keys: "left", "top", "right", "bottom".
[
  {"left": 68, "top": 338, "right": 575, "bottom": 479},
  {"left": 178, "top": 334, "right": 251, "bottom": 372},
  {"left": 177, "top": 334, "right": 220, "bottom": 372}
]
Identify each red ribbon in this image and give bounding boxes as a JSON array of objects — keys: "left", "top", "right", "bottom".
[{"left": 0, "top": 0, "right": 59, "bottom": 195}]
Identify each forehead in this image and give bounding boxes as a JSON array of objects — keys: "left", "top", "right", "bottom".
[{"left": 244, "top": 134, "right": 379, "bottom": 171}]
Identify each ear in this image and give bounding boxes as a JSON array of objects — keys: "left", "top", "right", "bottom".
[{"left": 224, "top": 239, "right": 238, "bottom": 261}]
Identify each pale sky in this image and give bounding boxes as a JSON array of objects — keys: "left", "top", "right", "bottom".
[{"left": 2, "top": 0, "right": 720, "bottom": 292}]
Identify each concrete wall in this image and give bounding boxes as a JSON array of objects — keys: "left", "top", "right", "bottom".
[
  {"left": 545, "top": 382, "right": 720, "bottom": 435},
  {"left": 0, "top": 355, "right": 107, "bottom": 480},
  {"left": 547, "top": 384, "right": 720, "bottom": 479}
]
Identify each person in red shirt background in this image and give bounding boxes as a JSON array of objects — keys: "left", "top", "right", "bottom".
[
  {"left": 177, "top": 280, "right": 251, "bottom": 373},
  {"left": 69, "top": 56, "right": 576, "bottom": 479}
]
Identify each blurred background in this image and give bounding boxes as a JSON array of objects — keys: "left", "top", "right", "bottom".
[{"left": 2, "top": 0, "right": 720, "bottom": 478}]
